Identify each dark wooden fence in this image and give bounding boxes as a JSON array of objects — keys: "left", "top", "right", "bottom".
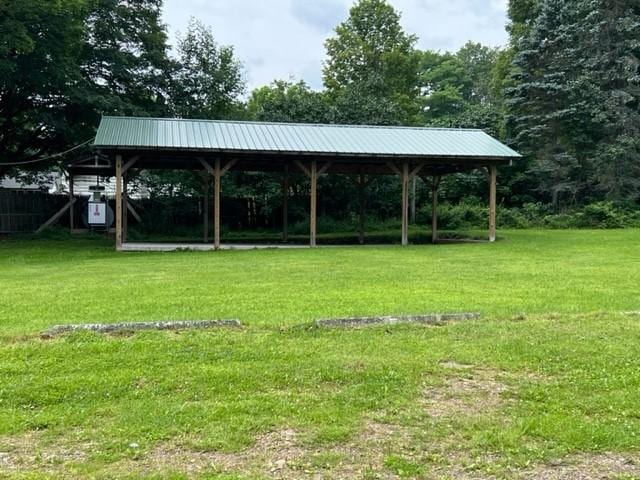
[{"left": 0, "top": 190, "right": 67, "bottom": 233}]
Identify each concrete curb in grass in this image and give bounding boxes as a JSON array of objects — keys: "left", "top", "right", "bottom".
[
  {"left": 315, "top": 312, "right": 480, "bottom": 328},
  {"left": 41, "top": 313, "right": 480, "bottom": 338},
  {"left": 41, "top": 319, "right": 241, "bottom": 337}
]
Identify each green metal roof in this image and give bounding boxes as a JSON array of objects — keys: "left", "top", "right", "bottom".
[{"left": 94, "top": 116, "right": 521, "bottom": 159}]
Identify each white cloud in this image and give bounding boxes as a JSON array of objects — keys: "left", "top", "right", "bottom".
[{"left": 162, "top": 0, "right": 509, "bottom": 92}]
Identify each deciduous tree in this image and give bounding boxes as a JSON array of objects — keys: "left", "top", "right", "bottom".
[
  {"left": 247, "top": 80, "right": 330, "bottom": 123},
  {"left": 170, "top": 18, "right": 245, "bottom": 119},
  {"left": 323, "top": 0, "right": 420, "bottom": 125},
  {"left": 0, "top": 0, "right": 86, "bottom": 171}
]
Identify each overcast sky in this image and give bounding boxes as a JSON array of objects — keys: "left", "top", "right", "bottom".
[{"left": 162, "top": 0, "right": 509, "bottom": 92}]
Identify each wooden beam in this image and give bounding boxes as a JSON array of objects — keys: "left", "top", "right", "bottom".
[
  {"left": 409, "top": 164, "right": 423, "bottom": 227},
  {"left": 214, "top": 158, "right": 221, "bottom": 249},
  {"left": 410, "top": 174, "right": 416, "bottom": 225},
  {"left": 198, "top": 157, "right": 215, "bottom": 176},
  {"left": 203, "top": 179, "right": 209, "bottom": 243},
  {"left": 123, "top": 174, "right": 128, "bottom": 243},
  {"left": 387, "top": 161, "right": 402, "bottom": 176},
  {"left": 294, "top": 159, "right": 310, "bottom": 178},
  {"left": 282, "top": 164, "right": 289, "bottom": 242},
  {"left": 357, "top": 172, "right": 366, "bottom": 245},
  {"left": 121, "top": 155, "right": 139, "bottom": 175},
  {"left": 489, "top": 165, "right": 497, "bottom": 242},
  {"left": 126, "top": 200, "right": 142, "bottom": 223},
  {"left": 401, "top": 162, "right": 409, "bottom": 246},
  {"left": 115, "top": 155, "right": 123, "bottom": 249},
  {"left": 318, "top": 161, "right": 332, "bottom": 176},
  {"left": 68, "top": 174, "right": 74, "bottom": 232},
  {"left": 410, "top": 164, "right": 424, "bottom": 177},
  {"left": 35, "top": 198, "right": 77, "bottom": 234},
  {"left": 220, "top": 158, "right": 237, "bottom": 176},
  {"left": 432, "top": 175, "right": 441, "bottom": 244},
  {"left": 310, "top": 160, "right": 317, "bottom": 247}
]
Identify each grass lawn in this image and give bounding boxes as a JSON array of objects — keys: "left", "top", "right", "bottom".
[{"left": 1, "top": 229, "right": 640, "bottom": 478}]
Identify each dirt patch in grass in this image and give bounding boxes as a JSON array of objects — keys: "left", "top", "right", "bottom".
[
  {"left": 3, "top": 424, "right": 640, "bottom": 479},
  {"left": 117, "top": 428, "right": 307, "bottom": 477},
  {"left": 2, "top": 365, "right": 637, "bottom": 479},
  {"left": 513, "top": 452, "right": 640, "bottom": 479},
  {"left": 423, "top": 364, "right": 508, "bottom": 419},
  {"left": 0, "top": 430, "right": 92, "bottom": 473},
  {"left": 107, "top": 422, "right": 407, "bottom": 479}
]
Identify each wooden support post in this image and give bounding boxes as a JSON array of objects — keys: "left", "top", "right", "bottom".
[
  {"left": 432, "top": 176, "right": 441, "bottom": 244},
  {"left": 489, "top": 164, "right": 497, "bottom": 242},
  {"left": 410, "top": 174, "right": 417, "bottom": 225},
  {"left": 68, "top": 174, "right": 74, "bottom": 232},
  {"left": 349, "top": 172, "right": 373, "bottom": 245},
  {"left": 310, "top": 160, "right": 317, "bottom": 247},
  {"left": 214, "top": 158, "right": 221, "bottom": 249},
  {"left": 203, "top": 179, "right": 209, "bottom": 243},
  {"left": 358, "top": 172, "right": 366, "bottom": 245},
  {"left": 115, "top": 155, "right": 123, "bottom": 249},
  {"left": 401, "top": 162, "right": 409, "bottom": 246},
  {"left": 123, "top": 174, "right": 128, "bottom": 243},
  {"left": 282, "top": 164, "right": 289, "bottom": 242}
]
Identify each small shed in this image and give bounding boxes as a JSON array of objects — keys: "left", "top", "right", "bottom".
[{"left": 72, "top": 116, "right": 520, "bottom": 250}]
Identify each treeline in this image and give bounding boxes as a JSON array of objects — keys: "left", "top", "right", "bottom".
[{"left": 1, "top": 0, "right": 639, "bottom": 221}]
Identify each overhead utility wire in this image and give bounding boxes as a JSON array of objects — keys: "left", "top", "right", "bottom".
[{"left": 1, "top": 138, "right": 94, "bottom": 166}]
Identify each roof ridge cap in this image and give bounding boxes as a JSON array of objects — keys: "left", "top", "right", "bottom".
[{"left": 100, "top": 116, "right": 484, "bottom": 132}]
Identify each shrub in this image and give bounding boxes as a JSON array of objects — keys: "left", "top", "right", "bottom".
[
  {"left": 542, "top": 213, "right": 579, "bottom": 229},
  {"left": 418, "top": 201, "right": 487, "bottom": 229},
  {"left": 497, "top": 207, "right": 529, "bottom": 228},
  {"left": 575, "top": 202, "right": 631, "bottom": 228},
  {"left": 418, "top": 200, "right": 639, "bottom": 230}
]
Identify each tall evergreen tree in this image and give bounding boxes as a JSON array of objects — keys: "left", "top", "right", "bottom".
[
  {"left": 506, "top": 0, "right": 601, "bottom": 206},
  {"left": 587, "top": 0, "right": 640, "bottom": 201},
  {"left": 507, "top": 0, "right": 640, "bottom": 205},
  {"left": 507, "top": 0, "right": 541, "bottom": 44}
]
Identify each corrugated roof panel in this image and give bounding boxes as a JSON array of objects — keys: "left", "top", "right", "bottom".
[
  {"left": 293, "top": 125, "right": 321, "bottom": 153},
  {"left": 275, "top": 124, "right": 299, "bottom": 152},
  {"left": 228, "top": 122, "right": 246, "bottom": 150},
  {"left": 263, "top": 124, "right": 280, "bottom": 150},
  {"left": 93, "top": 116, "right": 521, "bottom": 159},
  {"left": 251, "top": 123, "right": 266, "bottom": 150},
  {"left": 184, "top": 122, "right": 194, "bottom": 147},
  {"left": 194, "top": 121, "right": 208, "bottom": 149},
  {"left": 266, "top": 124, "right": 286, "bottom": 150},
  {"left": 402, "top": 129, "right": 427, "bottom": 155},
  {"left": 328, "top": 125, "right": 359, "bottom": 153},
  {"left": 158, "top": 119, "right": 172, "bottom": 148},
  {"left": 238, "top": 123, "right": 254, "bottom": 149},
  {"left": 210, "top": 122, "right": 225, "bottom": 149}
]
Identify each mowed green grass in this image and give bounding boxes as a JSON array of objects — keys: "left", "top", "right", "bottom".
[
  {"left": 1, "top": 230, "right": 640, "bottom": 478},
  {"left": 1, "top": 229, "right": 639, "bottom": 336}
]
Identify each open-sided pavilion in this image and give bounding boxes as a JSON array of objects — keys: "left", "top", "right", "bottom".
[{"left": 72, "top": 116, "right": 520, "bottom": 250}]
